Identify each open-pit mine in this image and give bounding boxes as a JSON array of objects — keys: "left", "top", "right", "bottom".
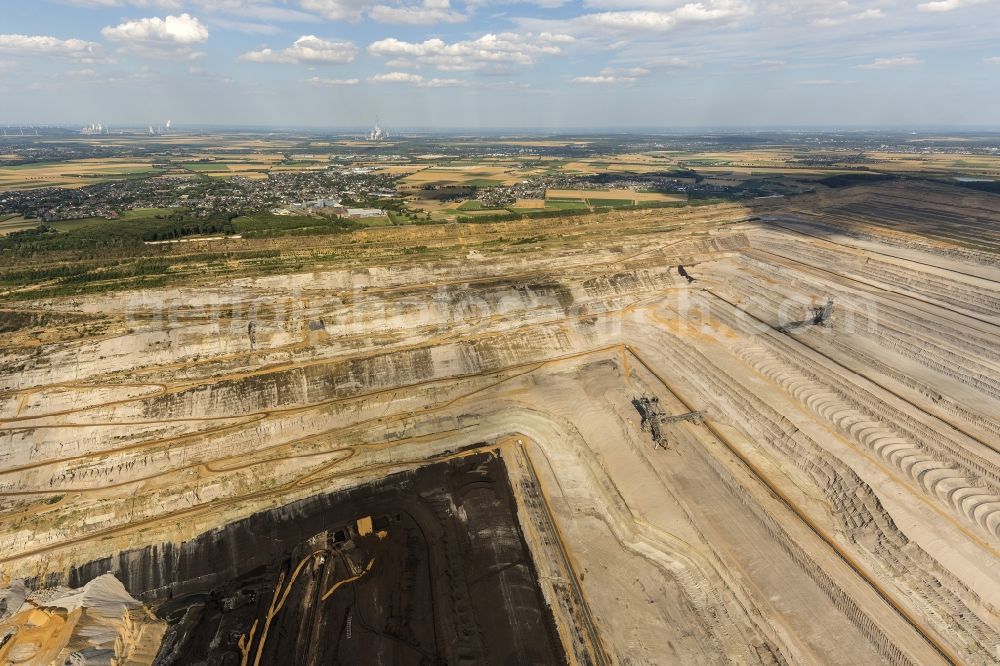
[{"left": 2, "top": 180, "right": 1000, "bottom": 664}]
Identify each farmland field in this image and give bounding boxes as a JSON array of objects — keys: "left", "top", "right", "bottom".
[
  {"left": 587, "top": 198, "right": 634, "bottom": 207},
  {"left": 0, "top": 159, "right": 164, "bottom": 190},
  {"left": 400, "top": 165, "right": 522, "bottom": 187},
  {"left": 512, "top": 198, "right": 545, "bottom": 209},
  {"left": 0, "top": 215, "right": 36, "bottom": 236},
  {"left": 544, "top": 199, "right": 589, "bottom": 210},
  {"left": 456, "top": 200, "right": 483, "bottom": 210},
  {"left": 546, "top": 188, "right": 686, "bottom": 202}
]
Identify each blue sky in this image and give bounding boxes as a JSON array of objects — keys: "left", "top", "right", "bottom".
[{"left": 0, "top": 0, "right": 998, "bottom": 128}]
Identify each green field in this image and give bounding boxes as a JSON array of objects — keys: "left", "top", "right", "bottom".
[
  {"left": 50, "top": 208, "right": 180, "bottom": 232},
  {"left": 38, "top": 209, "right": 387, "bottom": 245},
  {"left": 545, "top": 199, "right": 589, "bottom": 210},
  {"left": 682, "top": 158, "right": 730, "bottom": 165},
  {"left": 65, "top": 166, "right": 161, "bottom": 176},
  {"left": 122, "top": 207, "right": 176, "bottom": 219},
  {"left": 50, "top": 217, "right": 117, "bottom": 231},
  {"left": 453, "top": 208, "right": 510, "bottom": 217},
  {"left": 234, "top": 212, "right": 347, "bottom": 235},
  {"left": 356, "top": 214, "right": 393, "bottom": 227},
  {"left": 184, "top": 163, "right": 231, "bottom": 172},
  {"left": 1, "top": 161, "right": 63, "bottom": 171},
  {"left": 587, "top": 198, "right": 634, "bottom": 208}
]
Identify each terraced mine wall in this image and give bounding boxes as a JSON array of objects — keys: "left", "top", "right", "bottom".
[
  {"left": 774, "top": 182, "right": 1000, "bottom": 267},
  {"left": 2, "top": 185, "right": 999, "bottom": 665},
  {"left": 651, "top": 294, "right": 1000, "bottom": 663}
]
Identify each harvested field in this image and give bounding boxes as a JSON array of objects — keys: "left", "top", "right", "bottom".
[
  {"left": 0, "top": 216, "right": 36, "bottom": 236},
  {"left": 401, "top": 165, "right": 523, "bottom": 187},
  {"left": 0, "top": 159, "right": 162, "bottom": 190},
  {"left": 546, "top": 188, "right": 686, "bottom": 202},
  {"left": 514, "top": 198, "right": 546, "bottom": 208},
  {"left": 0, "top": 182, "right": 998, "bottom": 664}
]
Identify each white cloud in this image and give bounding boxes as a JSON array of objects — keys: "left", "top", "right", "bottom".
[
  {"left": 0, "top": 34, "right": 103, "bottom": 61},
  {"left": 812, "top": 7, "right": 884, "bottom": 27},
  {"left": 673, "top": 1, "right": 749, "bottom": 20},
  {"left": 63, "top": 0, "right": 319, "bottom": 21},
  {"left": 299, "top": 0, "right": 375, "bottom": 21},
  {"left": 644, "top": 56, "right": 698, "bottom": 70},
  {"left": 465, "top": 0, "right": 566, "bottom": 7},
  {"left": 984, "top": 56, "right": 1000, "bottom": 64},
  {"left": 581, "top": 0, "right": 740, "bottom": 8},
  {"left": 301, "top": 0, "right": 466, "bottom": 23},
  {"left": 102, "top": 13, "right": 209, "bottom": 44},
  {"left": 614, "top": 66, "right": 650, "bottom": 76},
  {"left": 918, "top": 0, "right": 990, "bottom": 11},
  {"left": 575, "top": 1, "right": 750, "bottom": 33},
  {"left": 737, "top": 58, "right": 785, "bottom": 69},
  {"left": 414, "top": 77, "right": 468, "bottom": 86},
  {"left": 573, "top": 74, "right": 636, "bottom": 84},
  {"left": 795, "top": 79, "right": 854, "bottom": 86},
  {"left": 239, "top": 35, "right": 358, "bottom": 64},
  {"left": 483, "top": 0, "right": 568, "bottom": 6},
  {"left": 193, "top": 0, "right": 320, "bottom": 22},
  {"left": 572, "top": 60, "right": 692, "bottom": 84},
  {"left": 371, "top": 71, "right": 467, "bottom": 86},
  {"left": 307, "top": 75, "right": 359, "bottom": 85},
  {"left": 573, "top": 75, "right": 622, "bottom": 83},
  {"left": 853, "top": 8, "right": 884, "bottom": 19},
  {"left": 372, "top": 71, "right": 423, "bottom": 83},
  {"left": 578, "top": 10, "right": 669, "bottom": 30},
  {"left": 369, "top": 0, "right": 467, "bottom": 24},
  {"left": 61, "top": 0, "right": 182, "bottom": 7},
  {"left": 857, "top": 56, "right": 922, "bottom": 69},
  {"left": 368, "top": 32, "right": 573, "bottom": 71},
  {"left": 101, "top": 13, "right": 208, "bottom": 58},
  {"left": 206, "top": 18, "right": 282, "bottom": 34},
  {"left": 577, "top": 65, "right": 649, "bottom": 83}
]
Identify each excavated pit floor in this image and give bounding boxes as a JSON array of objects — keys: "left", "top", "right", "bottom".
[{"left": 63, "top": 452, "right": 563, "bottom": 666}]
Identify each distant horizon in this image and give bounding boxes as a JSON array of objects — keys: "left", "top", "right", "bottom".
[{"left": 3, "top": 123, "right": 1000, "bottom": 135}]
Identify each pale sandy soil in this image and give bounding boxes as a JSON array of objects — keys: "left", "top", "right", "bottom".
[
  {"left": 0, "top": 574, "right": 165, "bottom": 663},
  {"left": 0, "top": 183, "right": 998, "bottom": 664}
]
